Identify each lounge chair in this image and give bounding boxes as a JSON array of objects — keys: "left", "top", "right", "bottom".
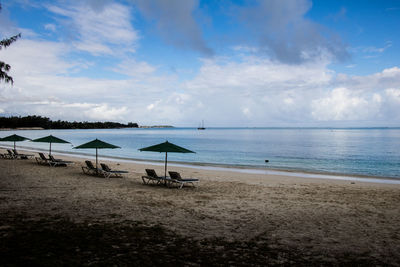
[
  {"left": 82, "top": 160, "right": 105, "bottom": 177},
  {"left": 100, "top": 163, "right": 128, "bottom": 178},
  {"left": 168, "top": 171, "right": 199, "bottom": 189},
  {"left": 0, "top": 149, "right": 12, "bottom": 159},
  {"left": 4, "top": 149, "right": 17, "bottom": 159},
  {"left": 142, "top": 169, "right": 167, "bottom": 185},
  {"left": 48, "top": 154, "right": 73, "bottom": 167},
  {"left": 0, "top": 149, "right": 8, "bottom": 159},
  {"left": 35, "top": 152, "right": 52, "bottom": 165},
  {"left": 13, "top": 149, "right": 34, "bottom": 159}
]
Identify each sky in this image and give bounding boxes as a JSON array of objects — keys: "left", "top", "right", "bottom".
[{"left": 0, "top": 0, "right": 400, "bottom": 127}]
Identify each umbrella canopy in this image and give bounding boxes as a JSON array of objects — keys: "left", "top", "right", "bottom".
[
  {"left": 139, "top": 141, "right": 195, "bottom": 177},
  {"left": 0, "top": 134, "right": 31, "bottom": 150},
  {"left": 31, "top": 135, "right": 70, "bottom": 155},
  {"left": 74, "top": 139, "right": 120, "bottom": 170}
]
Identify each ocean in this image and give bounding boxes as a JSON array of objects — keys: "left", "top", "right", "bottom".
[{"left": 1, "top": 127, "right": 399, "bottom": 179}]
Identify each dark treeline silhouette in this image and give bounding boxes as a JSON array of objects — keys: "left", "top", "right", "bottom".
[{"left": 0, "top": 116, "right": 138, "bottom": 129}]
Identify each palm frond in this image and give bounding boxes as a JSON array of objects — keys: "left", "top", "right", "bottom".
[{"left": 0, "top": 34, "right": 21, "bottom": 50}]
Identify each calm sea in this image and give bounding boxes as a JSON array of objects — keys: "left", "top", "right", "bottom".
[{"left": 1, "top": 128, "right": 399, "bottom": 179}]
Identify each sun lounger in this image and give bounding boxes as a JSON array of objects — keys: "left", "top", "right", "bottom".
[
  {"left": 82, "top": 160, "right": 105, "bottom": 177},
  {"left": 100, "top": 163, "right": 128, "bottom": 178},
  {"left": 0, "top": 149, "right": 8, "bottom": 159},
  {"left": 142, "top": 169, "right": 168, "bottom": 185},
  {"left": 13, "top": 149, "right": 34, "bottom": 159},
  {"left": 4, "top": 149, "right": 17, "bottom": 159},
  {"left": 35, "top": 152, "right": 52, "bottom": 165},
  {"left": 3, "top": 149, "right": 30, "bottom": 159},
  {"left": 48, "top": 154, "right": 73, "bottom": 167},
  {"left": 168, "top": 171, "right": 199, "bottom": 189},
  {"left": 35, "top": 153, "right": 65, "bottom": 166}
]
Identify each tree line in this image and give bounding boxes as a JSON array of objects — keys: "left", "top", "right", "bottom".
[{"left": 0, "top": 115, "right": 138, "bottom": 129}]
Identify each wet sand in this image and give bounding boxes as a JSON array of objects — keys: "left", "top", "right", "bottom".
[{"left": 0, "top": 150, "right": 399, "bottom": 265}]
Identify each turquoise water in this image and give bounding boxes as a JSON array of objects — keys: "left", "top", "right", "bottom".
[{"left": 1, "top": 128, "right": 400, "bottom": 179}]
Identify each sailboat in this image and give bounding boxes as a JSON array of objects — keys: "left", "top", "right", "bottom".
[{"left": 197, "top": 120, "right": 206, "bottom": 130}]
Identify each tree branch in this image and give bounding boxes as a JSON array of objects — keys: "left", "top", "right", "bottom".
[
  {"left": 0, "top": 33, "right": 21, "bottom": 50},
  {"left": 0, "top": 61, "right": 14, "bottom": 84}
]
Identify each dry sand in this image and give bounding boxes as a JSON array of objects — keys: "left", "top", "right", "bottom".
[{"left": 0, "top": 149, "right": 399, "bottom": 265}]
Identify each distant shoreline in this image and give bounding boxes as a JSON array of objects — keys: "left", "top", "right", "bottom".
[
  {"left": 139, "top": 125, "right": 174, "bottom": 128},
  {"left": 2, "top": 126, "right": 400, "bottom": 130},
  {"left": 0, "top": 127, "right": 45, "bottom": 131},
  {"left": 0, "top": 125, "right": 174, "bottom": 130}
]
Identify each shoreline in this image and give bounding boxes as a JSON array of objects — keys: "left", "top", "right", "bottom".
[
  {"left": 2, "top": 126, "right": 400, "bottom": 130},
  {"left": 0, "top": 127, "right": 45, "bottom": 131},
  {"left": 3, "top": 144, "right": 400, "bottom": 185}
]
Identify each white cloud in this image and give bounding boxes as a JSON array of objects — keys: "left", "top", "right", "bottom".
[
  {"left": 186, "top": 57, "right": 332, "bottom": 94},
  {"left": 139, "top": 92, "right": 195, "bottom": 124},
  {"left": 310, "top": 83, "right": 400, "bottom": 123},
  {"left": 114, "top": 59, "right": 157, "bottom": 78},
  {"left": 352, "top": 41, "right": 393, "bottom": 54},
  {"left": 175, "top": 59, "right": 400, "bottom": 126},
  {"left": 46, "top": 2, "right": 139, "bottom": 55},
  {"left": 146, "top": 102, "right": 157, "bottom": 111},
  {"left": 44, "top": 23, "right": 56, "bottom": 32},
  {"left": 242, "top": 107, "right": 251, "bottom": 117},
  {"left": 383, "top": 89, "right": 400, "bottom": 120},
  {"left": 336, "top": 67, "right": 400, "bottom": 92},
  {"left": 84, "top": 104, "right": 128, "bottom": 121},
  {"left": 311, "top": 88, "right": 371, "bottom": 121},
  {"left": 385, "top": 88, "right": 400, "bottom": 100},
  {"left": 284, "top": 98, "right": 294, "bottom": 105},
  {"left": 1, "top": 39, "right": 74, "bottom": 76},
  {"left": 156, "top": 57, "right": 333, "bottom": 126}
]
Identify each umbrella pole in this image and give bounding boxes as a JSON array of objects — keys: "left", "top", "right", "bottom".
[
  {"left": 14, "top": 141, "right": 16, "bottom": 151},
  {"left": 165, "top": 152, "right": 168, "bottom": 178},
  {"left": 96, "top": 148, "right": 98, "bottom": 172},
  {"left": 49, "top": 142, "right": 52, "bottom": 155}
]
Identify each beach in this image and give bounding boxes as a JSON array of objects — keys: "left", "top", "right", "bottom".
[{"left": 1, "top": 150, "right": 399, "bottom": 266}]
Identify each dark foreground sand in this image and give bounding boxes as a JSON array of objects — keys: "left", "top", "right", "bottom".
[{"left": 0, "top": 151, "right": 399, "bottom": 266}]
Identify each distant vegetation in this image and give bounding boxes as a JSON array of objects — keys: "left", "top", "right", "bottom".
[{"left": 0, "top": 115, "right": 138, "bottom": 129}]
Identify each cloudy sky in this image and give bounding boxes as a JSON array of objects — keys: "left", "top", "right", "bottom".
[{"left": 1, "top": 0, "right": 400, "bottom": 127}]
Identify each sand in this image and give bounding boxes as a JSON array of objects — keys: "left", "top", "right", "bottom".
[{"left": 1, "top": 149, "right": 399, "bottom": 265}]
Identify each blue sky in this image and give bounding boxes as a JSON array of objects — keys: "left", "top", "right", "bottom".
[{"left": 1, "top": 0, "right": 400, "bottom": 127}]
